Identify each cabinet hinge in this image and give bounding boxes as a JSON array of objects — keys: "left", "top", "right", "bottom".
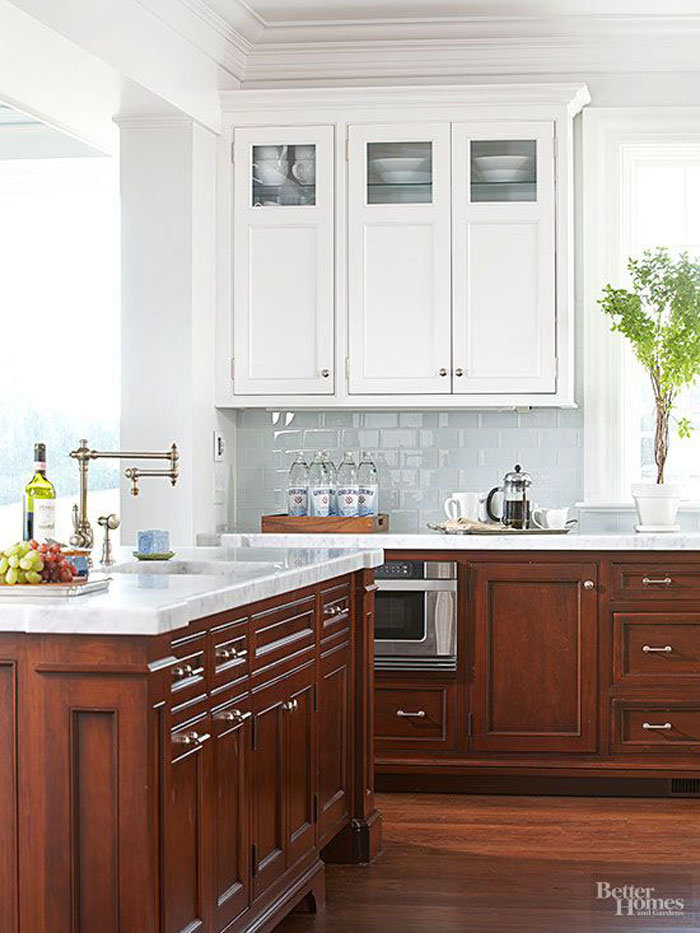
[
  {"left": 467, "top": 711, "right": 473, "bottom": 737},
  {"left": 313, "top": 793, "right": 318, "bottom": 824},
  {"left": 231, "top": 140, "right": 235, "bottom": 163},
  {"left": 251, "top": 844, "right": 257, "bottom": 878}
]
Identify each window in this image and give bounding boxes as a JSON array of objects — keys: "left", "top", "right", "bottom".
[
  {"left": 583, "top": 110, "right": 700, "bottom": 505},
  {"left": 0, "top": 157, "right": 120, "bottom": 543}
]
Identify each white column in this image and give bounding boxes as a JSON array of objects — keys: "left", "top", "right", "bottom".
[{"left": 118, "top": 116, "right": 235, "bottom": 545}]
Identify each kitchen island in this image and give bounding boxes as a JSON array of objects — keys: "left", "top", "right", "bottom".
[
  {"left": 0, "top": 545, "right": 383, "bottom": 933},
  {"left": 225, "top": 533, "right": 700, "bottom": 797}
]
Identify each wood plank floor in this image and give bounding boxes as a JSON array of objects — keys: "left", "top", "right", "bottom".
[{"left": 278, "top": 793, "right": 700, "bottom": 932}]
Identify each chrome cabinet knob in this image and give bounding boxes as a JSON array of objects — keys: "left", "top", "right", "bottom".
[
  {"left": 454, "top": 368, "right": 464, "bottom": 377},
  {"left": 172, "top": 663, "right": 194, "bottom": 680},
  {"left": 583, "top": 580, "right": 595, "bottom": 590},
  {"left": 320, "top": 369, "right": 330, "bottom": 378},
  {"left": 215, "top": 708, "right": 251, "bottom": 724},
  {"left": 438, "top": 368, "right": 448, "bottom": 377},
  {"left": 173, "top": 730, "right": 210, "bottom": 747},
  {"left": 216, "top": 646, "right": 239, "bottom": 662},
  {"left": 282, "top": 700, "right": 298, "bottom": 712}
]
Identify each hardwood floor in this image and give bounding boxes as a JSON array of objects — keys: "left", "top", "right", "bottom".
[{"left": 277, "top": 793, "right": 700, "bottom": 932}]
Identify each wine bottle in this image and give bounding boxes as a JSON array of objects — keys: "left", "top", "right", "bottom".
[{"left": 23, "top": 443, "right": 56, "bottom": 542}]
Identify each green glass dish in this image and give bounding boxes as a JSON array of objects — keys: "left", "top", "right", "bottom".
[{"left": 132, "top": 551, "right": 176, "bottom": 561}]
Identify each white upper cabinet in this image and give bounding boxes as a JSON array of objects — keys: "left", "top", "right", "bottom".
[
  {"left": 451, "top": 122, "right": 556, "bottom": 395},
  {"left": 220, "top": 84, "right": 589, "bottom": 408},
  {"left": 347, "top": 124, "right": 451, "bottom": 395},
  {"left": 231, "top": 125, "right": 334, "bottom": 395}
]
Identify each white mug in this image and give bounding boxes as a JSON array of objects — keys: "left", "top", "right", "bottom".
[
  {"left": 531, "top": 506, "right": 572, "bottom": 530},
  {"left": 444, "top": 492, "right": 486, "bottom": 523}
]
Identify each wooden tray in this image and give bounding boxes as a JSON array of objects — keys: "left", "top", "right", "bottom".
[{"left": 261, "top": 513, "right": 390, "bottom": 534}]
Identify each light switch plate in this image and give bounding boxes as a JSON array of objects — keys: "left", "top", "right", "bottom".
[{"left": 213, "top": 430, "right": 226, "bottom": 462}]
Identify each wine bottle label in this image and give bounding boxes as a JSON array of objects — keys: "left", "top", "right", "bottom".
[
  {"left": 287, "top": 487, "right": 308, "bottom": 517},
  {"left": 309, "top": 486, "right": 331, "bottom": 517},
  {"left": 33, "top": 499, "right": 56, "bottom": 540},
  {"left": 358, "top": 484, "right": 378, "bottom": 517},
  {"left": 336, "top": 486, "right": 359, "bottom": 517},
  {"left": 33, "top": 461, "right": 46, "bottom": 472}
]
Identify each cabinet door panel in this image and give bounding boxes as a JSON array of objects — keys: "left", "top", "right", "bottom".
[
  {"left": 348, "top": 123, "right": 451, "bottom": 395},
  {"left": 318, "top": 642, "right": 351, "bottom": 845},
  {"left": 233, "top": 126, "right": 334, "bottom": 396},
  {"left": 452, "top": 122, "right": 556, "bottom": 394},
  {"left": 472, "top": 562, "right": 598, "bottom": 753},
  {"left": 212, "top": 699, "right": 251, "bottom": 932},
  {"left": 164, "top": 713, "right": 211, "bottom": 933},
  {"left": 286, "top": 666, "right": 317, "bottom": 868},
  {"left": 251, "top": 681, "right": 286, "bottom": 899}
]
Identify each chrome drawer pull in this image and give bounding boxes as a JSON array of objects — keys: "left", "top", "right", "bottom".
[
  {"left": 216, "top": 646, "right": 240, "bottom": 661},
  {"left": 642, "top": 721, "right": 672, "bottom": 731},
  {"left": 642, "top": 576, "right": 673, "bottom": 586},
  {"left": 282, "top": 699, "right": 299, "bottom": 713},
  {"left": 173, "top": 730, "right": 211, "bottom": 746},
  {"left": 642, "top": 645, "right": 673, "bottom": 654},
  {"left": 396, "top": 709, "right": 426, "bottom": 718},
  {"left": 324, "top": 605, "right": 341, "bottom": 616},
  {"left": 215, "top": 709, "right": 251, "bottom": 724},
  {"left": 172, "top": 663, "right": 194, "bottom": 679}
]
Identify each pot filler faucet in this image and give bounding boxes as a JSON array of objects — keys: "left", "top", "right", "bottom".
[{"left": 68, "top": 439, "right": 179, "bottom": 551}]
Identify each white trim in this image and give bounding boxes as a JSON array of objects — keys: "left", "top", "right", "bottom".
[
  {"left": 113, "top": 115, "right": 194, "bottom": 128},
  {"left": 582, "top": 108, "right": 700, "bottom": 504}
]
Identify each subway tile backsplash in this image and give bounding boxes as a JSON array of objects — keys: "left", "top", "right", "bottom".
[{"left": 234, "top": 409, "right": 584, "bottom": 533}]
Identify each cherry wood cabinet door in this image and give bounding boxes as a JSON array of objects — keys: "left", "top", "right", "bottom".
[
  {"left": 211, "top": 698, "right": 251, "bottom": 932},
  {"left": 317, "top": 641, "right": 351, "bottom": 846},
  {"left": 251, "top": 677, "right": 287, "bottom": 899},
  {"left": 163, "top": 711, "right": 212, "bottom": 933},
  {"left": 285, "top": 663, "right": 317, "bottom": 868},
  {"left": 471, "top": 562, "right": 598, "bottom": 753}
]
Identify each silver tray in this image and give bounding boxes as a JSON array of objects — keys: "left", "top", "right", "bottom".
[
  {"left": 0, "top": 577, "right": 111, "bottom": 598},
  {"left": 427, "top": 523, "right": 574, "bottom": 536}
]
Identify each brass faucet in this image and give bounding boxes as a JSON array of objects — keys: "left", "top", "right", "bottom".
[{"left": 69, "top": 439, "right": 179, "bottom": 550}]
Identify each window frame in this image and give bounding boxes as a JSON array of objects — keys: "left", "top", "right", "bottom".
[{"left": 582, "top": 108, "right": 700, "bottom": 506}]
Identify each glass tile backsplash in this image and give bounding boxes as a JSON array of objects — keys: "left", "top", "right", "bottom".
[{"left": 234, "top": 409, "right": 585, "bottom": 533}]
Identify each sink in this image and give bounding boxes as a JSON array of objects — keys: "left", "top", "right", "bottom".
[{"left": 111, "top": 559, "right": 280, "bottom": 576}]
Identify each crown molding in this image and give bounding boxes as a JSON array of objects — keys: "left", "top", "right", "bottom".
[
  {"left": 221, "top": 81, "right": 591, "bottom": 115},
  {"left": 242, "top": 31, "right": 700, "bottom": 85}
]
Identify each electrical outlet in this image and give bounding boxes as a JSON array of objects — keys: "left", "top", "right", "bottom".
[{"left": 213, "top": 430, "right": 226, "bottom": 462}]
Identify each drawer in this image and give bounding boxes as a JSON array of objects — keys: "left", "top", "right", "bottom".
[
  {"left": 612, "top": 700, "right": 700, "bottom": 754},
  {"left": 613, "top": 613, "right": 700, "bottom": 684},
  {"left": 611, "top": 563, "right": 700, "bottom": 602},
  {"left": 320, "top": 579, "right": 351, "bottom": 643},
  {"left": 169, "top": 631, "right": 207, "bottom": 708},
  {"left": 210, "top": 615, "right": 249, "bottom": 695},
  {"left": 251, "top": 595, "right": 316, "bottom": 678},
  {"left": 375, "top": 684, "right": 454, "bottom": 751}
]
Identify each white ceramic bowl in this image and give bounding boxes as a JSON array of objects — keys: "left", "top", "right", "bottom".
[
  {"left": 473, "top": 155, "right": 533, "bottom": 183},
  {"left": 372, "top": 157, "right": 430, "bottom": 185}
]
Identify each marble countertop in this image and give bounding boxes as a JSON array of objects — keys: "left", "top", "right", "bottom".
[
  {"left": 0, "top": 546, "right": 383, "bottom": 636},
  {"left": 222, "top": 531, "right": 700, "bottom": 552}
]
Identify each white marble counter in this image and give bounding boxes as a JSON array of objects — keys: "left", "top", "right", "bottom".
[
  {"left": 0, "top": 546, "right": 383, "bottom": 636},
  {"left": 222, "top": 531, "right": 700, "bottom": 552}
]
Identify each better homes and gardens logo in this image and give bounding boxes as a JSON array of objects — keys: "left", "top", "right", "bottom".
[{"left": 595, "top": 881, "right": 685, "bottom": 918}]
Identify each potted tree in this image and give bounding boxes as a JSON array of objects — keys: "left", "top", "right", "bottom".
[{"left": 599, "top": 248, "right": 700, "bottom": 531}]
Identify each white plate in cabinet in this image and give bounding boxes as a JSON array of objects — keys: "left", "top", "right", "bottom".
[
  {"left": 347, "top": 123, "right": 452, "bottom": 395},
  {"left": 451, "top": 122, "right": 556, "bottom": 395},
  {"left": 232, "top": 125, "right": 335, "bottom": 396}
]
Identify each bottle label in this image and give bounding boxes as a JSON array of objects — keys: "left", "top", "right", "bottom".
[
  {"left": 309, "top": 486, "right": 331, "bottom": 517},
  {"left": 336, "top": 486, "right": 359, "bottom": 517},
  {"left": 287, "top": 487, "right": 308, "bottom": 517},
  {"left": 33, "top": 499, "right": 56, "bottom": 540},
  {"left": 358, "top": 484, "right": 378, "bottom": 517}
]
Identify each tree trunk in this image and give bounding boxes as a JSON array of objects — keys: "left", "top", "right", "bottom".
[{"left": 654, "top": 393, "right": 670, "bottom": 485}]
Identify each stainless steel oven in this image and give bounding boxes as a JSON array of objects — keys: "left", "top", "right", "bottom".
[{"left": 374, "top": 560, "right": 457, "bottom": 671}]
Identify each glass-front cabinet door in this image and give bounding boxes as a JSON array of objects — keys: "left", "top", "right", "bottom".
[
  {"left": 347, "top": 124, "right": 452, "bottom": 395},
  {"left": 451, "top": 122, "right": 556, "bottom": 395},
  {"left": 232, "top": 126, "right": 334, "bottom": 396}
]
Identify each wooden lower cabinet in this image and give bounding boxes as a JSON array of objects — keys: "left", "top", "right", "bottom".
[
  {"left": 1, "top": 571, "right": 381, "bottom": 933},
  {"left": 471, "top": 561, "right": 598, "bottom": 754}
]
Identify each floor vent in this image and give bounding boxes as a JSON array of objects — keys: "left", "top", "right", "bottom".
[{"left": 670, "top": 778, "right": 700, "bottom": 797}]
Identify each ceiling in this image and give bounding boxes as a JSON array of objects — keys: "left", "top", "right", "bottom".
[{"left": 238, "top": 0, "right": 700, "bottom": 25}]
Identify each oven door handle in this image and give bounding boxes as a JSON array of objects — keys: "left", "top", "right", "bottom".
[{"left": 375, "top": 580, "right": 457, "bottom": 593}]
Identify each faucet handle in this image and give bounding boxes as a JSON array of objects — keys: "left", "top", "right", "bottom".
[{"left": 98, "top": 514, "right": 120, "bottom": 567}]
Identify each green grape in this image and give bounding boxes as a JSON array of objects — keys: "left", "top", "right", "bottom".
[
  {"left": 18, "top": 542, "right": 31, "bottom": 557},
  {"left": 7, "top": 544, "right": 19, "bottom": 556},
  {"left": 19, "top": 556, "right": 34, "bottom": 571},
  {"left": 17, "top": 571, "right": 26, "bottom": 584},
  {"left": 0, "top": 557, "right": 7, "bottom": 574},
  {"left": 25, "top": 571, "right": 41, "bottom": 584},
  {"left": 5, "top": 568, "right": 18, "bottom": 585},
  {"left": 7, "top": 555, "right": 19, "bottom": 569}
]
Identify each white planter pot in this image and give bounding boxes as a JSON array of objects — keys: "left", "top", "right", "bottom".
[{"left": 631, "top": 483, "right": 681, "bottom": 532}]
